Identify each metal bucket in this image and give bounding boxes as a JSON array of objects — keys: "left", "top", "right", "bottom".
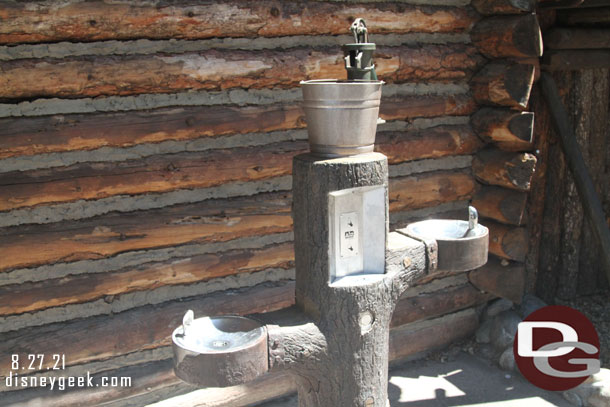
[{"left": 301, "top": 79, "right": 383, "bottom": 157}]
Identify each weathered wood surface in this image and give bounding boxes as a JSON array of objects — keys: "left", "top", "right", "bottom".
[
  {"left": 0, "top": 45, "right": 482, "bottom": 99},
  {"left": 471, "top": 62, "right": 536, "bottom": 109},
  {"left": 377, "top": 125, "right": 483, "bottom": 165},
  {"left": 0, "top": 242, "right": 294, "bottom": 316},
  {"left": 0, "top": 142, "right": 305, "bottom": 212},
  {"left": 545, "top": 28, "right": 610, "bottom": 49},
  {"left": 468, "top": 256, "right": 525, "bottom": 303},
  {"left": 472, "top": 149, "right": 537, "bottom": 191},
  {"left": 542, "top": 50, "right": 610, "bottom": 71},
  {"left": 391, "top": 282, "right": 492, "bottom": 328},
  {"left": 525, "top": 88, "right": 552, "bottom": 293},
  {"left": 540, "top": 71, "right": 610, "bottom": 298},
  {"left": 471, "top": 14, "right": 543, "bottom": 59},
  {"left": 471, "top": 107, "right": 535, "bottom": 151},
  {"left": 557, "top": 6, "right": 610, "bottom": 25},
  {"left": 471, "top": 0, "right": 537, "bottom": 14},
  {"left": 390, "top": 308, "right": 478, "bottom": 362},
  {"left": 0, "top": 1, "right": 477, "bottom": 45},
  {"left": 0, "top": 170, "right": 473, "bottom": 272},
  {"left": 0, "top": 281, "right": 296, "bottom": 375},
  {"left": 0, "top": 103, "right": 305, "bottom": 160},
  {"left": 472, "top": 185, "right": 528, "bottom": 226},
  {"left": 486, "top": 219, "right": 529, "bottom": 262},
  {"left": 0, "top": 103, "right": 475, "bottom": 159},
  {"left": 389, "top": 171, "right": 475, "bottom": 213},
  {"left": 0, "top": 192, "right": 293, "bottom": 272}
]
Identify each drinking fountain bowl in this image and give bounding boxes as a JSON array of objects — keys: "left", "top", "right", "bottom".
[
  {"left": 401, "top": 207, "right": 489, "bottom": 272},
  {"left": 172, "top": 312, "right": 268, "bottom": 387}
]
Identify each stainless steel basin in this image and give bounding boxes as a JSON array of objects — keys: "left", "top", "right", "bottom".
[
  {"left": 401, "top": 207, "right": 489, "bottom": 272},
  {"left": 172, "top": 312, "right": 268, "bottom": 387}
]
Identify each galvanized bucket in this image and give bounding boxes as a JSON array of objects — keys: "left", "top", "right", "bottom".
[{"left": 301, "top": 79, "right": 384, "bottom": 157}]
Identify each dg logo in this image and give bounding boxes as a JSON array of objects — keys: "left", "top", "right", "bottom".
[{"left": 513, "top": 305, "right": 600, "bottom": 391}]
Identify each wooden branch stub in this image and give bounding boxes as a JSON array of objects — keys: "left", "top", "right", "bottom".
[
  {"left": 468, "top": 256, "right": 525, "bottom": 304},
  {"left": 486, "top": 220, "right": 529, "bottom": 262},
  {"left": 472, "top": 0, "right": 537, "bottom": 15},
  {"left": 545, "top": 28, "right": 610, "bottom": 49},
  {"left": 471, "top": 107, "right": 535, "bottom": 151},
  {"left": 386, "top": 232, "right": 428, "bottom": 293},
  {"left": 542, "top": 50, "right": 610, "bottom": 71},
  {"left": 472, "top": 185, "right": 529, "bottom": 226},
  {"left": 471, "top": 14, "right": 543, "bottom": 59},
  {"left": 471, "top": 62, "right": 536, "bottom": 109},
  {"left": 472, "top": 149, "right": 537, "bottom": 191}
]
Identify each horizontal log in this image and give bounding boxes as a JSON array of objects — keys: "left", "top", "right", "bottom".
[
  {"left": 472, "top": 185, "right": 529, "bottom": 226},
  {"left": 471, "top": 0, "right": 537, "bottom": 14},
  {"left": 471, "top": 107, "right": 535, "bottom": 151},
  {"left": 0, "top": 1, "right": 477, "bottom": 45},
  {"left": 0, "top": 45, "right": 482, "bottom": 99},
  {"left": 0, "top": 242, "right": 294, "bottom": 316},
  {"left": 468, "top": 256, "right": 525, "bottom": 304},
  {"left": 389, "top": 171, "right": 476, "bottom": 213},
  {"left": 0, "top": 192, "right": 293, "bottom": 272},
  {"left": 0, "top": 169, "right": 471, "bottom": 272},
  {"left": 542, "top": 50, "right": 610, "bottom": 71},
  {"left": 0, "top": 281, "right": 296, "bottom": 375},
  {"left": 0, "top": 99, "right": 475, "bottom": 160},
  {"left": 0, "top": 142, "right": 305, "bottom": 212},
  {"left": 390, "top": 308, "right": 478, "bottom": 362},
  {"left": 471, "top": 14, "right": 543, "bottom": 59},
  {"left": 545, "top": 28, "right": 610, "bottom": 49},
  {"left": 0, "top": 103, "right": 305, "bottom": 160},
  {"left": 391, "top": 282, "right": 493, "bottom": 328},
  {"left": 557, "top": 6, "right": 610, "bottom": 25},
  {"left": 377, "top": 125, "right": 483, "bottom": 165},
  {"left": 471, "top": 61, "right": 536, "bottom": 109},
  {"left": 472, "top": 149, "right": 537, "bottom": 191},
  {"left": 486, "top": 219, "right": 529, "bottom": 262}
]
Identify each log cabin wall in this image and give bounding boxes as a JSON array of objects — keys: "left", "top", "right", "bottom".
[
  {"left": 0, "top": 1, "right": 543, "bottom": 405},
  {"left": 535, "top": 2, "right": 610, "bottom": 302}
]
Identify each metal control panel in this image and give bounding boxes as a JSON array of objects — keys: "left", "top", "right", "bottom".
[{"left": 328, "top": 185, "right": 386, "bottom": 282}]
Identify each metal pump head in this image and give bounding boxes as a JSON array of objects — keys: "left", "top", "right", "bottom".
[{"left": 342, "top": 18, "right": 378, "bottom": 81}]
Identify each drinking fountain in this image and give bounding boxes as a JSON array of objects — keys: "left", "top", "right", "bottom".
[{"left": 171, "top": 19, "right": 489, "bottom": 407}]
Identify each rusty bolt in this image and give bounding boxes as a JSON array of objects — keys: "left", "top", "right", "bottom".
[{"left": 364, "top": 396, "right": 375, "bottom": 407}]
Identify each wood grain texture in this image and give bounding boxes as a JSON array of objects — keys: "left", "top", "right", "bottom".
[
  {"left": 0, "top": 97, "right": 476, "bottom": 160},
  {"left": 0, "top": 192, "right": 292, "bottom": 272},
  {"left": 0, "top": 242, "right": 294, "bottom": 316},
  {"left": 0, "top": 45, "right": 482, "bottom": 99},
  {"left": 545, "top": 28, "right": 610, "bottom": 49},
  {"left": 471, "top": 107, "right": 535, "bottom": 151},
  {"left": 486, "top": 219, "right": 529, "bottom": 262},
  {"left": 468, "top": 255, "right": 525, "bottom": 303},
  {"left": 471, "top": 14, "right": 543, "bottom": 59},
  {"left": 0, "top": 1, "right": 477, "bottom": 44},
  {"left": 471, "top": 61, "right": 536, "bottom": 109},
  {"left": 0, "top": 142, "right": 306, "bottom": 211},
  {"left": 377, "top": 125, "right": 483, "bottom": 165},
  {"left": 391, "top": 282, "right": 493, "bottom": 328},
  {"left": 542, "top": 50, "right": 610, "bottom": 71},
  {"left": 0, "top": 103, "right": 305, "bottom": 160},
  {"left": 472, "top": 149, "right": 537, "bottom": 191},
  {"left": 389, "top": 171, "right": 476, "bottom": 213},
  {"left": 557, "top": 6, "right": 610, "bottom": 25},
  {"left": 472, "top": 185, "right": 529, "bottom": 226}
]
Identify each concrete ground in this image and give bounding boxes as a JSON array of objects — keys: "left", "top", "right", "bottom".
[{"left": 257, "top": 352, "right": 573, "bottom": 407}]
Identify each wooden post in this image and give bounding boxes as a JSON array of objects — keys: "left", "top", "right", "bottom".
[
  {"left": 289, "top": 152, "right": 428, "bottom": 407},
  {"left": 471, "top": 107, "right": 535, "bottom": 151},
  {"left": 471, "top": 62, "right": 536, "bottom": 109}
]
